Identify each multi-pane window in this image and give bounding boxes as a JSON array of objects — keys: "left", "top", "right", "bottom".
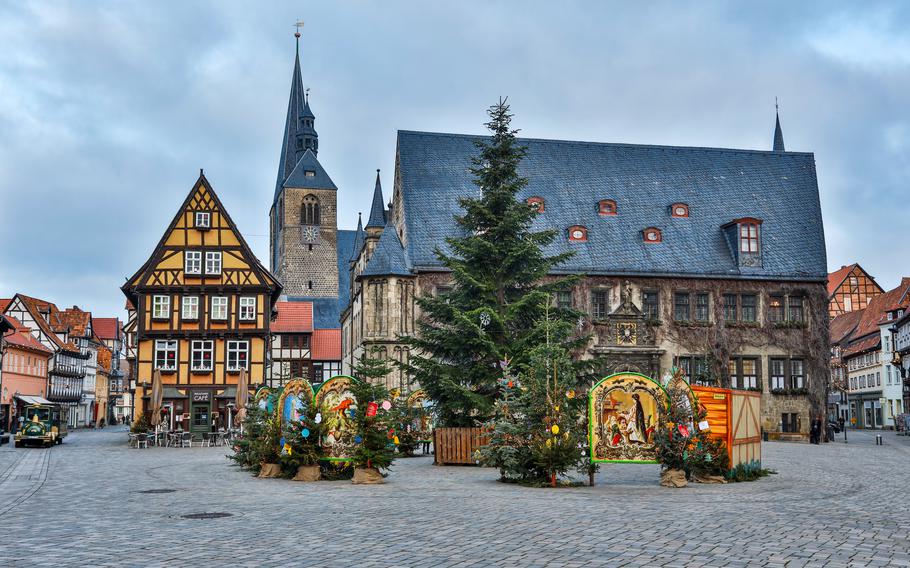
[
  {"left": 555, "top": 290, "right": 572, "bottom": 310},
  {"left": 768, "top": 295, "right": 784, "bottom": 322},
  {"left": 191, "top": 340, "right": 214, "bottom": 371},
  {"left": 642, "top": 290, "right": 659, "bottom": 320},
  {"left": 673, "top": 292, "right": 690, "bottom": 321},
  {"left": 182, "top": 296, "right": 199, "bottom": 320},
  {"left": 280, "top": 334, "right": 310, "bottom": 349},
  {"left": 791, "top": 359, "right": 805, "bottom": 388},
  {"left": 152, "top": 295, "right": 170, "bottom": 319},
  {"left": 771, "top": 357, "right": 806, "bottom": 390},
  {"left": 154, "top": 340, "right": 178, "bottom": 371},
  {"left": 185, "top": 251, "right": 201, "bottom": 275},
  {"left": 694, "top": 293, "right": 709, "bottom": 322},
  {"left": 788, "top": 296, "right": 805, "bottom": 322},
  {"left": 211, "top": 297, "right": 228, "bottom": 320},
  {"left": 770, "top": 358, "right": 786, "bottom": 390},
  {"left": 739, "top": 223, "right": 759, "bottom": 253},
  {"left": 239, "top": 296, "right": 256, "bottom": 321},
  {"left": 723, "top": 294, "right": 737, "bottom": 322},
  {"left": 741, "top": 294, "right": 757, "bottom": 323},
  {"left": 591, "top": 290, "right": 609, "bottom": 320},
  {"left": 728, "top": 357, "right": 759, "bottom": 390},
  {"left": 226, "top": 340, "right": 249, "bottom": 371},
  {"left": 205, "top": 251, "right": 222, "bottom": 275},
  {"left": 195, "top": 211, "right": 210, "bottom": 228},
  {"left": 781, "top": 412, "right": 800, "bottom": 433}
]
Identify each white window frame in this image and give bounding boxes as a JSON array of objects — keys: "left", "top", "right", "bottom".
[
  {"left": 226, "top": 340, "right": 249, "bottom": 371},
  {"left": 211, "top": 296, "right": 228, "bottom": 321},
  {"left": 195, "top": 211, "right": 210, "bottom": 228},
  {"left": 205, "top": 251, "right": 222, "bottom": 275},
  {"left": 182, "top": 296, "right": 199, "bottom": 320},
  {"left": 152, "top": 295, "right": 170, "bottom": 319},
  {"left": 770, "top": 359, "right": 786, "bottom": 390},
  {"left": 154, "top": 340, "right": 178, "bottom": 371},
  {"left": 239, "top": 296, "right": 256, "bottom": 321},
  {"left": 190, "top": 340, "right": 214, "bottom": 372},
  {"left": 185, "top": 251, "right": 202, "bottom": 275}
]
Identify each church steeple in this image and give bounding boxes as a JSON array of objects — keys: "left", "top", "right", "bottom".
[
  {"left": 366, "top": 169, "right": 386, "bottom": 231},
  {"left": 274, "top": 32, "right": 319, "bottom": 204},
  {"left": 773, "top": 99, "right": 785, "bottom": 153}
]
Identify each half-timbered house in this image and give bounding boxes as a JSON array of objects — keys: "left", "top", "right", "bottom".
[{"left": 122, "top": 173, "right": 281, "bottom": 437}]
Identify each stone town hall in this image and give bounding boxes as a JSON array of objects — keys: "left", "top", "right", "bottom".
[{"left": 270, "top": 37, "right": 829, "bottom": 440}]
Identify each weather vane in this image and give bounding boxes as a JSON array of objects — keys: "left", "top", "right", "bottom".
[{"left": 294, "top": 20, "right": 304, "bottom": 38}]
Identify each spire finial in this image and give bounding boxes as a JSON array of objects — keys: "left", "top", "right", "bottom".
[
  {"left": 772, "top": 98, "right": 785, "bottom": 153},
  {"left": 294, "top": 19, "right": 304, "bottom": 39}
]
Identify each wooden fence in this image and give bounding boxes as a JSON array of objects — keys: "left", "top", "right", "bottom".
[
  {"left": 691, "top": 386, "right": 762, "bottom": 470},
  {"left": 433, "top": 427, "right": 490, "bottom": 465}
]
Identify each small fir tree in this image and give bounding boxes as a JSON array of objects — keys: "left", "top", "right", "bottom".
[
  {"left": 278, "top": 396, "right": 323, "bottom": 476},
  {"left": 229, "top": 402, "right": 282, "bottom": 474},
  {"left": 349, "top": 380, "right": 396, "bottom": 472},
  {"left": 404, "top": 98, "right": 583, "bottom": 427}
]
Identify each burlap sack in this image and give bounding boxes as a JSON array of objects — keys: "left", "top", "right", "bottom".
[
  {"left": 660, "top": 468, "right": 688, "bottom": 488},
  {"left": 352, "top": 467, "right": 384, "bottom": 484},
  {"left": 293, "top": 465, "right": 321, "bottom": 482},
  {"left": 258, "top": 463, "right": 282, "bottom": 478},
  {"left": 692, "top": 473, "right": 727, "bottom": 484}
]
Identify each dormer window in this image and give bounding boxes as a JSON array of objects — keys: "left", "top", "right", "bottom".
[
  {"left": 598, "top": 199, "right": 617, "bottom": 216},
  {"left": 643, "top": 227, "right": 662, "bottom": 243},
  {"left": 195, "top": 211, "right": 210, "bottom": 229},
  {"left": 526, "top": 197, "right": 545, "bottom": 213},
  {"left": 567, "top": 226, "right": 588, "bottom": 242},
  {"left": 739, "top": 222, "right": 760, "bottom": 253},
  {"left": 670, "top": 203, "right": 689, "bottom": 218},
  {"left": 304, "top": 170, "right": 316, "bottom": 177}
]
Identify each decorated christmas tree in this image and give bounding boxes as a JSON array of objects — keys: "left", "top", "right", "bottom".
[
  {"left": 278, "top": 396, "right": 322, "bottom": 476},
  {"left": 350, "top": 352, "right": 397, "bottom": 474},
  {"left": 479, "top": 309, "right": 588, "bottom": 486},
  {"left": 404, "top": 99, "right": 581, "bottom": 427},
  {"left": 229, "top": 402, "right": 281, "bottom": 475}
]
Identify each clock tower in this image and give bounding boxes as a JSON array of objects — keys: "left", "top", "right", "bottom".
[{"left": 269, "top": 34, "right": 339, "bottom": 298}]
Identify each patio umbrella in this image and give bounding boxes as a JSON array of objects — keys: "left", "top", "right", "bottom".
[
  {"left": 235, "top": 367, "right": 249, "bottom": 430},
  {"left": 149, "top": 369, "right": 164, "bottom": 427}
]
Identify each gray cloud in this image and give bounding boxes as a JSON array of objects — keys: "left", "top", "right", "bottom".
[{"left": 1, "top": 1, "right": 908, "bottom": 318}]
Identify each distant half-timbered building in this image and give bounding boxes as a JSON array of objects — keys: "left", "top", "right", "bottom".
[
  {"left": 827, "top": 263, "right": 883, "bottom": 319},
  {"left": 122, "top": 173, "right": 281, "bottom": 436}
]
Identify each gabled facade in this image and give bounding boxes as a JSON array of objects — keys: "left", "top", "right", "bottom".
[
  {"left": 3, "top": 294, "right": 90, "bottom": 427},
  {"left": 122, "top": 173, "right": 281, "bottom": 436},
  {"left": 827, "top": 263, "right": 883, "bottom": 318},
  {"left": 0, "top": 315, "right": 53, "bottom": 432}
]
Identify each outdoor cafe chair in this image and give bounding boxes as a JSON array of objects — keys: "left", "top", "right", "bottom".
[
  {"left": 136, "top": 433, "right": 148, "bottom": 449},
  {"left": 180, "top": 432, "right": 193, "bottom": 448}
]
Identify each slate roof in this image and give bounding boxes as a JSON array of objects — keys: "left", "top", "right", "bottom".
[
  {"left": 773, "top": 112, "right": 785, "bottom": 152},
  {"left": 366, "top": 171, "right": 386, "bottom": 228},
  {"left": 283, "top": 149, "right": 337, "bottom": 191},
  {"left": 272, "top": 301, "right": 314, "bottom": 333},
  {"left": 361, "top": 226, "right": 411, "bottom": 278},
  {"left": 395, "top": 130, "right": 827, "bottom": 282},
  {"left": 349, "top": 215, "right": 365, "bottom": 262},
  {"left": 273, "top": 46, "right": 308, "bottom": 204}
]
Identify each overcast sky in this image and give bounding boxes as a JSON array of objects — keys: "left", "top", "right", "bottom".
[{"left": 1, "top": 1, "right": 909, "bottom": 319}]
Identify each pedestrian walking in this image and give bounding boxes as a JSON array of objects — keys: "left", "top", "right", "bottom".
[{"left": 810, "top": 415, "right": 822, "bottom": 444}]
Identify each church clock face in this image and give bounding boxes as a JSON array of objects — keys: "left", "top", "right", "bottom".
[{"left": 302, "top": 226, "right": 318, "bottom": 243}]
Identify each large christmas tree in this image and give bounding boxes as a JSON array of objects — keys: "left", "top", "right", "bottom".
[{"left": 405, "top": 99, "right": 582, "bottom": 427}]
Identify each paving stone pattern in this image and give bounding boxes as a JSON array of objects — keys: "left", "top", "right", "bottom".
[{"left": 0, "top": 428, "right": 908, "bottom": 567}]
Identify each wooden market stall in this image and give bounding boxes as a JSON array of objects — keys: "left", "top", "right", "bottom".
[{"left": 691, "top": 385, "right": 761, "bottom": 469}]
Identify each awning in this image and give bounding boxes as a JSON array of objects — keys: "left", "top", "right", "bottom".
[
  {"left": 15, "top": 395, "right": 55, "bottom": 406},
  {"left": 216, "top": 386, "right": 237, "bottom": 399},
  {"left": 141, "top": 387, "right": 187, "bottom": 400}
]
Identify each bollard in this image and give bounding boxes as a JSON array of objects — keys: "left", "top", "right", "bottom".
[{"left": 876, "top": 434, "right": 883, "bottom": 446}]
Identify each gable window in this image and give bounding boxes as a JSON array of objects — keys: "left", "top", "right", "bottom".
[
  {"left": 301, "top": 195, "right": 320, "bottom": 225},
  {"left": 598, "top": 199, "right": 617, "bottom": 216},
  {"left": 211, "top": 297, "right": 228, "bottom": 320},
  {"left": 642, "top": 290, "right": 659, "bottom": 320},
  {"left": 205, "top": 251, "right": 222, "bottom": 275},
  {"left": 226, "top": 340, "right": 249, "bottom": 372},
  {"left": 185, "top": 251, "right": 202, "bottom": 275},
  {"left": 182, "top": 296, "right": 199, "bottom": 320},
  {"left": 526, "top": 197, "right": 545, "bottom": 213},
  {"left": 567, "top": 226, "right": 588, "bottom": 242},
  {"left": 591, "top": 290, "right": 610, "bottom": 320},
  {"left": 154, "top": 340, "right": 178, "bottom": 371},
  {"left": 152, "top": 295, "right": 170, "bottom": 320},
  {"left": 670, "top": 203, "right": 689, "bottom": 218},
  {"left": 643, "top": 228, "right": 662, "bottom": 244},
  {"left": 739, "top": 222, "right": 760, "bottom": 253},
  {"left": 190, "top": 340, "right": 214, "bottom": 372},
  {"left": 555, "top": 290, "right": 572, "bottom": 310},
  {"left": 195, "top": 211, "right": 210, "bottom": 229},
  {"left": 304, "top": 170, "right": 316, "bottom": 177},
  {"left": 239, "top": 296, "right": 257, "bottom": 321}
]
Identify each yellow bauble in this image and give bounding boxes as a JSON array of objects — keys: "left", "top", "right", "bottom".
[
  {"left": 393, "top": 435, "right": 400, "bottom": 445},
  {"left": 545, "top": 438, "right": 552, "bottom": 448},
  {"left": 554, "top": 405, "right": 560, "bottom": 412},
  {"left": 551, "top": 424, "right": 560, "bottom": 435}
]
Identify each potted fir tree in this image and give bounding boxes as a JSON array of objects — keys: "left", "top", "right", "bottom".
[
  {"left": 281, "top": 398, "right": 323, "bottom": 481},
  {"left": 350, "top": 380, "right": 396, "bottom": 484}
]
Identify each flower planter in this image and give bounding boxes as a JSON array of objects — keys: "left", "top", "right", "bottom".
[
  {"left": 660, "top": 468, "right": 687, "bottom": 488},
  {"left": 292, "top": 464, "right": 321, "bottom": 482},
  {"left": 351, "top": 466, "right": 384, "bottom": 484},
  {"left": 258, "top": 463, "right": 282, "bottom": 478}
]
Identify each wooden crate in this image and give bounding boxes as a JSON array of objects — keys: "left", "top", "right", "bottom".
[
  {"left": 691, "top": 386, "right": 762, "bottom": 470},
  {"left": 433, "top": 427, "right": 490, "bottom": 465}
]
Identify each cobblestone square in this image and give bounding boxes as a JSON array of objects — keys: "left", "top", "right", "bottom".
[{"left": 0, "top": 428, "right": 908, "bottom": 567}]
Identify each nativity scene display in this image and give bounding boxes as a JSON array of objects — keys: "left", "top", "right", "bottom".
[{"left": 589, "top": 373, "right": 665, "bottom": 463}]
